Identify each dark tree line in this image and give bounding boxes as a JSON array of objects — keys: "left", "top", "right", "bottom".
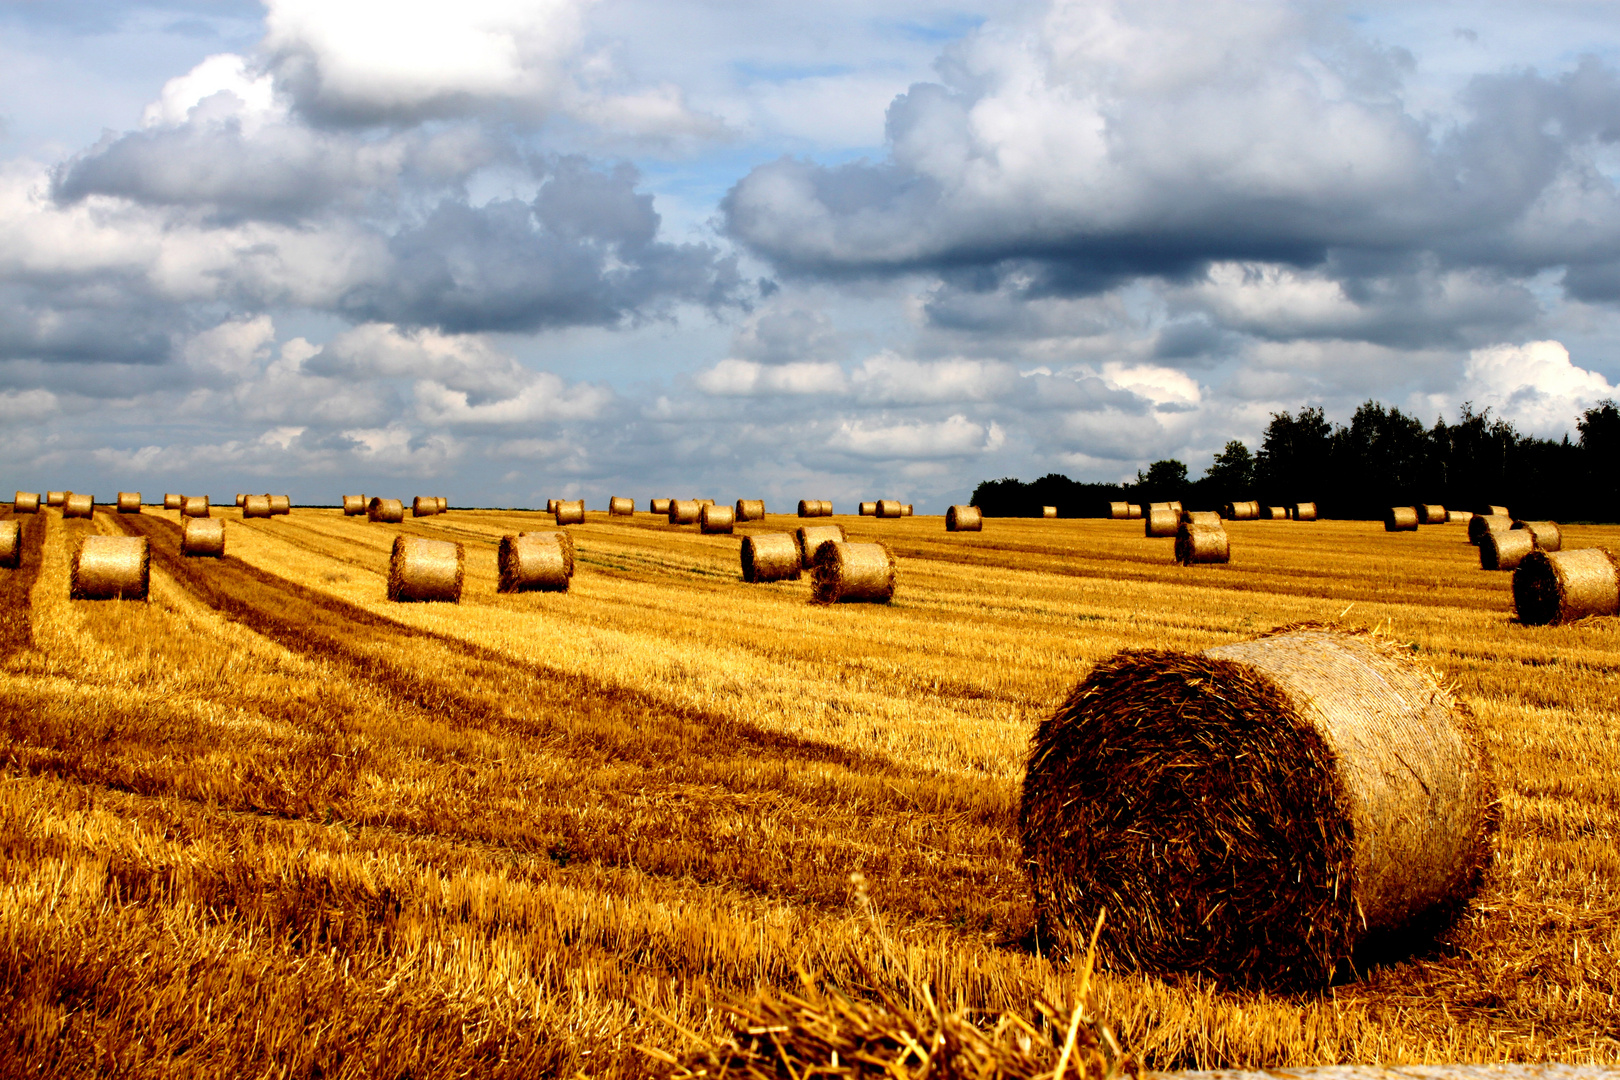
[{"left": 972, "top": 400, "right": 1620, "bottom": 522}]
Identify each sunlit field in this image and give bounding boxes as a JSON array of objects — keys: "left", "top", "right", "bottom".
[{"left": 4, "top": 503, "right": 1619, "bottom": 1076}]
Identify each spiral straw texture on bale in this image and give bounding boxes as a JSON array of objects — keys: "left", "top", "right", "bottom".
[
  {"left": 1145, "top": 507, "right": 1179, "bottom": 538},
  {"left": 14, "top": 492, "right": 39, "bottom": 514},
  {"left": 735, "top": 498, "right": 765, "bottom": 522},
  {"left": 1384, "top": 506, "right": 1419, "bottom": 532},
  {"left": 1175, "top": 522, "right": 1230, "bottom": 565},
  {"left": 388, "top": 536, "right": 464, "bottom": 603},
  {"left": 0, "top": 520, "right": 19, "bottom": 569},
  {"left": 181, "top": 495, "right": 210, "bottom": 518},
  {"left": 243, "top": 494, "right": 273, "bottom": 519},
  {"left": 115, "top": 492, "right": 141, "bottom": 514},
  {"left": 1418, "top": 504, "right": 1448, "bottom": 525},
  {"left": 519, "top": 530, "right": 575, "bottom": 577},
  {"left": 1513, "top": 520, "right": 1562, "bottom": 552},
  {"left": 810, "top": 540, "right": 896, "bottom": 604},
  {"left": 413, "top": 496, "right": 438, "bottom": 517},
  {"left": 1182, "top": 510, "right": 1222, "bottom": 526},
  {"left": 1021, "top": 626, "right": 1496, "bottom": 989},
  {"left": 945, "top": 505, "right": 982, "bottom": 532},
  {"left": 46, "top": 491, "right": 66, "bottom": 507},
  {"left": 63, "top": 492, "right": 94, "bottom": 519},
  {"left": 343, "top": 495, "right": 366, "bottom": 515},
  {"left": 876, "top": 499, "right": 904, "bottom": 519},
  {"left": 609, "top": 496, "right": 635, "bottom": 516},
  {"left": 181, "top": 517, "right": 226, "bottom": 558},
  {"left": 163, "top": 493, "right": 182, "bottom": 510},
  {"left": 554, "top": 499, "right": 585, "bottom": 526},
  {"left": 858, "top": 501, "right": 877, "bottom": 516},
  {"left": 1468, "top": 513, "right": 1512, "bottom": 545},
  {"left": 1480, "top": 528, "right": 1536, "bottom": 571},
  {"left": 269, "top": 495, "right": 291, "bottom": 516},
  {"left": 650, "top": 498, "right": 671, "bottom": 515},
  {"left": 1294, "top": 502, "right": 1318, "bottom": 521},
  {"left": 1514, "top": 548, "right": 1620, "bottom": 625},
  {"left": 368, "top": 497, "right": 404, "bottom": 524},
  {"left": 700, "top": 503, "right": 736, "bottom": 534},
  {"left": 498, "top": 534, "right": 569, "bottom": 593},
  {"left": 71, "top": 535, "right": 150, "bottom": 601},
  {"left": 741, "top": 533, "right": 802, "bottom": 583},
  {"left": 795, "top": 524, "right": 847, "bottom": 568}
]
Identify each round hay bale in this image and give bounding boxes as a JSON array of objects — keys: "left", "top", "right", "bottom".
[
  {"left": 859, "top": 501, "right": 878, "bottom": 516},
  {"left": 1145, "top": 507, "right": 1179, "bottom": 538},
  {"left": 700, "top": 503, "right": 736, "bottom": 534},
  {"left": 546, "top": 499, "right": 559, "bottom": 514},
  {"left": 1042, "top": 505, "right": 1058, "bottom": 518},
  {"left": 668, "top": 499, "right": 701, "bottom": 525},
  {"left": 945, "top": 505, "right": 982, "bottom": 532},
  {"left": 810, "top": 541, "right": 896, "bottom": 604},
  {"left": 269, "top": 495, "right": 291, "bottom": 516},
  {"left": 387, "top": 536, "right": 464, "bottom": 603},
  {"left": 1468, "top": 513, "right": 1512, "bottom": 545},
  {"left": 70, "top": 535, "right": 150, "bottom": 601},
  {"left": 699, "top": 498, "right": 716, "bottom": 508},
  {"left": 1512, "top": 520, "right": 1562, "bottom": 552},
  {"left": 609, "top": 496, "right": 635, "bottom": 517},
  {"left": 413, "top": 495, "right": 438, "bottom": 517},
  {"left": 1240, "top": 500, "right": 1262, "bottom": 520},
  {"left": 342, "top": 495, "right": 366, "bottom": 516},
  {"left": 1108, "top": 501, "right": 1132, "bottom": 520},
  {"left": 1128, "top": 504, "right": 1143, "bottom": 519},
  {"left": 163, "top": 493, "right": 182, "bottom": 510},
  {"left": 1477, "top": 504, "right": 1510, "bottom": 518},
  {"left": 46, "top": 491, "right": 66, "bottom": 507},
  {"left": 741, "top": 532, "right": 801, "bottom": 583},
  {"left": 14, "top": 492, "right": 40, "bottom": 514},
  {"left": 1294, "top": 502, "right": 1318, "bottom": 521},
  {"left": 1514, "top": 548, "right": 1620, "bottom": 625},
  {"left": 1448, "top": 509, "right": 1474, "bottom": 525},
  {"left": 797, "top": 499, "right": 816, "bottom": 517},
  {"left": 235, "top": 493, "right": 247, "bottom": 507},
  {"left": 795, "top": 524, "right": 847, "bottom": 568},
  {"left": 1020, "top": 626, "right": 1496, "bottom": 989},
  {"left": 519, "top": 529, "right": 575, "bottom": 577},
  {"left": 876, "top": 499, "right": 903, "bottom": 519},
  {"left": 1418, "top": 504, "right": 1447, "bottom": 525},
  {"left": 498, "top": 534, "right": 569, "bottom": 593},
  {"left": 63, "top": 492, "right": 94, "bottom": 519},
  {"left": 180, "top": 495, "right": 210, "bottom": 519},
  {"left": 115, "top": 492, "right": 141, "bottom": 514},
  {"left": 1181, "top": 510, "right": 1222, "bottom": 526},
  {"left": 368, "top": 497, "right": 405, "bottom": 524},
  {"left": 735, "top": 498, "right": 765, "bottom": 521},
  {"left": 1176, "top": 522, "right": 1230, "bottom": 565},
  {"left": 651, "top": 498, "right": 671, "bottom": 515},
  {"left": 818, "top": 500, "right": 834, "bottom": 516},
  {"left": 1167, "top": 501, "right": 1184, "bottom": 516},
  {"left": 1264, "top": 505, "right": 1290, "bottom": 520},
  {"left": 1147, "top": 502, "right": 1170, "bottom": 513},
  {"left": 181, "top": 516, "right": 226, "bottom": 558},
  {"left": 1384, "top": 506, "right": 1419, "bottom": 532},
  {"left": 554, "top": 499, "right": 585, "bottom": 526},
  {"left": 435, "top": 496, "right": 447, "bottom": 513},
  {"left": 0, "top": 520, "right": 19, "bottom": 569},
  {"left": 1480, "top": 527, "right": 1536, "bottom": 571},
  {"left": 243, "top": 494, "right": 273, "bottom": 519},
  {"left": 902, "top": 504, "right": 913, "bottom": 516}
]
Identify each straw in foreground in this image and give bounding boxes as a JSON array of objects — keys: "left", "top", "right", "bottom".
[
  {"left": 498, "top": 534, "right": 569, "bottom": 593},
  {"left": 810, "top": 540, "right": 896, "bottom": 604},
  {"left": 1513, "top": 548, "right": 1620, "bottom": 625},
  {"left": 180, "top": 517, "right": 226, "bottom": 558},
  {"left": 70, "top": 535, "right": 150, "bottom": 600},
  {"left": 740, "top": 533, "right": 801, "bottom": 583},
  {"left": 387, "top": 536, "right": 464, "bottom": 602}
]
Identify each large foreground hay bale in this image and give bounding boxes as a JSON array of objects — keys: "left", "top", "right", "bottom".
[
  {"left": 700, "top": 503, "right": 735, "bottom": 534},
  {"left": 243, "top": 494, "right": 273, "bottom": 519},
  {"left": 387, "top": 536, "right": 463, "bottom": 602},
  {"left": 1418, "top": 503, "right": 1447, "bottom": 525},
  {"left": 1176, "top": 522, "right": 1229, "bottom": 565},
  {"left": 554, "top": 499, "right": 585, "bottom": 525},
  {"left": 181, "top": 517, "right": 226, "bottom": 558},
  {"left": 1182, "top": 509, "right": 1222, "bottom": 526},
  {"left": 858, "top": 501, "right": 877, "bottom": 516},
  {"left": 1145, "top": 507, "right": 1179, "bottom": 537},
  {"left": 810, "top": 541, "right": 896, "bottom": 604},
  {"left": 1295, "top": 502, "right": 1318, "bottom": 521},
  {"left": 1477, "top": 504, "right": 1510, "bottom": 518},
  {"left": 794, "top": 524, "right": 847, "bottom": 568},
  {"left": 181, "top": 495, "right": 210, "bottom": 518},
  {"left": 519, "top": 529, "right": 575, "bottom": 577},
  {"left": 1384, "top": 506, "right": 1419, "bottom": 532},
  {"left": 115, "top": 492, "right": 141, "bottom": 514},
  {"left": 735, "top": 498, "right": 765, "bottom": 521},
  {"left": 1468, "top": 513, "right": 1511, "bottom": 545},
  {"left": 413, "top": 495, "right": 438, "bottom": 517},
  {"left": 668, "top": 499, "right": 701, "bottom": 525},
  {"left": 1513, "top": 520, "right": 1562, "bottom": 552},
  {"left": 498, "top": 534, "right": 569, "bottom": 593},
  {"left": 163, "top": 493, "right": 182, "bottom": 510},
  {"left": 63, "top": 492, "right": 94, "bottom": 519},
  {"left": 609, "top": 496, "right": 635, "bottom": 516},
  {"left": 650, "top": 498, "right": 671, "bottom": 515},
  {"left": 741, "top": 533, "right": 801, "bottom": 583},
  {"left": 1479, "top": 528, "right": 1536, "bottom": 571},
  {"left": 70, "top": 535, "right": 150, "bottom": 600},
  {"left": 342, "top": 495, "right": 366, "bottom": 515},
  {"left": 368, "top": 497, "right": 404, "bottom": 523},
  {"left": 0, "top": 520, "right": 19, "bottom": 569},
  {"left": 945, "top": 505, "right": 982, "bottom": 532},
  {"left": 1514, "top": 548, "right": 1620, "bottom": 625},
  {"left": 269, "top": 495, "right": 290, "bottom": 516},
  {"left": 46, "top": 491, "right": 66, "bottom": 507},
  {"left": 13, "top": 492, "right": 39, "bottom": 514},
  {"left": 1263, "top": 505, "right": 1290, "bottom": 520},
  {"left": 876, "top": 499, "right": 903, "bottom": 519},
  {"left": 1021, "top": 626, "right": 1496, "bottom": 989}
]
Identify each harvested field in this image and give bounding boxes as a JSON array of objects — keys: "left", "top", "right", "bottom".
[{"left": 3, "top": 506, "right": 1620, "bottom": 1075}]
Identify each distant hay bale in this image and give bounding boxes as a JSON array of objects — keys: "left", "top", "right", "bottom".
[
  {"left": 546, "top": 499, "right": 559, "bottom": 514},
  {"left": 1224, "top": 500, "right": 1261, "bottom": 520},
  {"left": 1384, "top": 506, "right": 1419, "bottom": 532},
  {"left": 497, "top": 534, "right": 568, "bottom": 593},
  {"left": 741, "top": 533, "right": 801, "bottom": 583},
  {"left": 1479, "top": 528, "right": 1536, "bottom": 571},
  {"left": 1145, "top": 507, "right": 1179, "bottom": 538},
  {"left": 1477, "top": 504, "right": 1510, "bottom": 518},
  {"left": 0, "top": 520, "right": 19, "bottom": 569},
  {"left": 243, "top": 494, "right": 273, "bottom": 519},
  {"left": 1514, "top": 548, "right": 1620, "bottom": 625},
  {"left": 163, "top": 494, "right": 182, "bottom": 510},
  {"left": 70, "top": 535, "right": 150, "bottom": 601},
  {"left": 1181, "top": 510, "right": 1222, "bottom": 526},
  {"left": 554, "top": 499, "right": 585, "bottom": 526},
  {"left": 1295, "top": 502, "right": 1318, "bottom": 521},
  {"left": 1148, "top": 502, "right": 1170, "bottom": 513},
  {"left": 13, "top": 492, "right": 39, "bottom": 514},
  {"left": 945, "top": 504, "right": 982, "bottom": 532},
  {"left": 901, "top": 504, "right": 913, "bottom": 516},
  {"left": 1263, "top": 505, "right": 1290, "bottom": 520},
  {"left": 797, "top": 499, "right": 817, "bottom": 517},
  {"left": 859, "top": 501, "right": 877, "bottom": 516},
  {"left": 1448, "top": 509, "right": 1474, "bottom": 525},
  {"left": 794, "top": 524, "right": 847, "bottom": 568},
  {"left": 342, "top": 495, "right": 366, "bottom": 516},
  {"left": 699, "top": 498, "right": 715, "bottom": 507},
  {"left": 269, "top": 495, "right": 291, "bottom": 516},
  {"left": 46, "top": 491, "right": 66, "bottom": 507},
  {"left": 235, "top": 494, "right": 247, "bottom": 507},
  {"left": 1468, "top": 513, "right": 1512, "bottom": 545},
  {"left": 1512, "top": 520, "right": 1562, "bottom": 552},
  {"left": 876, "top": 499, "right": 903, "bottom": 519},
  {"left": 413, "top": 496, "right": 438, "bottom": 517},
  {"left": 818, "top": 500, "right": 834, "bottom": 516},
  {"left": 651, "top": 498, "right": 671, "bottom": 515},
  {"left": 180, "top": 495, "right": 210, "bottom": 519},
  {"left": 387, "top": 536, "right": 464, "bottom": 603},
  {"left": 435, "top": 496, "right": 447, "bottom": 513},
  {"left": 609, "top": 496, "right": 635, "bottom": 516},
  {"left": 63, "top": 492, "right": 94, "bottom": 519},
  {"left": 1167, "top": 501, "right": 1184, "bottom": 516},
  {"left": 1108, "top": 501, "right": 1132, "bottom": 520},
  {"left": 810, "top": 540, "right": 896, "bottom": 604},
  {"left": 518, "top": 529, "right": 575, "bottom": 577},
  {"left": 1042, "top": 505, "right": 1057, "bottom": 518},
  {"left": 180, "top": 517, "right": 226, "bottom": 558},
  {"left": 1417, "top": 504, "right": 1447, "bottom": 525},
  {"left": 735, "top": 498, "right": 765, "bottom": 522},
  {"left": 1176, "top": 522, "right": 1230, "bottom": 565},
  {"left": 700, "top": 503, "right": 736, "bottom": 534},
  {"left": 368, "top": 497, "right": 405, "bottom": 524},
  {"left": 115, "top": 492, "right": 141, "bottom": 514},
  {"left": 1021, "top": 626, "right": 1496, "bottom": 989},
  {"left": 668, "top": 499, "right": 701, "bottom": 525}
]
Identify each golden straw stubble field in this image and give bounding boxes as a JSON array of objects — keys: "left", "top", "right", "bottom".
[{"left": 3, "top": 502, "right": 1620, "bottom": 1075}]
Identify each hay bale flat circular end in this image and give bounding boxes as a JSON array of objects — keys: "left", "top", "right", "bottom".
[
  {"left": 1480, "top": 527, "right": 1535, "bottom": 571},
  {"left": 116, "top": 492, "right": 141, "bottom": 514},
  {"left": 1512, "top": 520, "right": 1562, "bottom": 552},
  {"left": 243, "top": 494, "right": 273, "bottom": 519},
  {"left": 1384, "top": 506, "right": 1419, "bottom": 532},
  {"left": 518, "top": 529, "right": 575, "bottom": 577},
  {"left": 741, "top": 533, "right": 801, "bottom": 583},
  {"left": 810, "top": 540, "right": 896, "bottom": 604},
  {"left": 554, "top": 499, "right": 586, "bottom": 525},
  {"left": 650, "top": 498, "right": 671, "bottom": 515},
  {"left": 13, "top": 492, "right": 40, "bottom": 514},
  {"left": 1294, "top": 502, "right": 1319, "bottom": 521},
  {"left": 945, "top": 505, "right": 982, "bottom": 532},
  {"left": 367, "top": 497, "right": 404, "bottom": 524},
  {"left": 269, "top": 495, "right": 290, "bottom": 516},
  {"left": 795, "top": 524, "right": 847, "bottom": 568},
  {"left": 181, "top": 495, "right": 210, "bottom": 519},
  {"left": 1468, "top": 513, "right": 1512, "bottom": 545},
  {"left": 46, "top": 491, "right": 66, "bottom": 507},
  {"left": 163, "top": 493, "right": 182, "bottom": 510},
  {"left": 0, "top": 520, "right": 20, "bottom": 569},
  {"left": 181, "top": 517, "right": 226, "bottom": 558},
  {"left": 342, "top": 495, "right": 366, "bottom": 515},
  {"left": 71, "top": 535, "right": 150, "bottom": 600},
  {"left": 668, "top": 499, "right": 701, "bottom": 525},
  {"left": 700, "top": 503, "right": 736, "bottom": 534},
  {"left": 1145, "top": 507, "right": 1179, "bottom": 537},
  {"left": 609, "top": 496, "right": 635, "bottom": 516},
  {"left": 498, "top": 534, "right": 569, "bottom": 593},
  {"left": 876, "top": 499, "right": 903, "bottom": 519},
  {"left": 1513, "top": 548, "right": 1620, "bottom": 625},
  {"left": 1020, "top": 627, "right": 1496, "bottom": 989},
  {"left": 63, "top": 492, "right": 94, "bottom": 519},
  {"left": 388, "top": 536, "right": 464, "bottom": 602},
  {"left": 1176, "top": 522, "right": 1229, "bottom": 565},
  {"left": 858, "top": 501, "right": 877, "bottom": 516}
]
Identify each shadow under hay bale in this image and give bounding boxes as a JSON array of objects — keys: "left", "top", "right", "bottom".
[
  {"left": 554, "top": 499, "right": 586, "bottom": 525},
  {"left": 342, "top": 495, "right": 366, "bottom": 515},
  {"left": 810, "top": 540, "right": 896, "bottom": 604},
  {"left": 609, "top": 496, "right": 635, "bottom": 516},
  {"left": 735, "top": 498, "right": 765, "bottom": 521},
  {"left": 0, "top": 520, "right": 19, "bottom": 569},
  {"left": 650, "top": 498, "right": 671, "bottom": 515},
  {"left": 1468, "top": 513, "right": 1511, "bottom": 545},
  {"left": 1513, "top": 520, "right": 1562, "bottom": 552},
  {"left": 368, "top": 497, "right": 404, "bottom": 524},
  {"left": 946, "top": 504, "right": 982, "bottom": 532},
  {"left": 668, "top": 499, "right": 701, "bottom": 525},
  {"left": 1513, "top": 548, "right": 1620, "bottom": 625},
  {"left": 1021, "top": 626, "right": 1497, "bottom": 990},
  {"left": 116, "top": 492, "right": 141, "bottom": 514},
  {"left": 1176, "top": 522, "right": 1229, "bottom": 565},
  {"left": 1145, "top": 507, "right": 1179, "bottom": 538},
  {"left": 1384, "top": 506, "right": 1419, "bottom": 532},
  {"left": 1417, "top": 503, "right": 1447, "bottom": 525},
  {"left": 1295, "top": 502, "right": 1318, "bottom": 521},
  {"left": 859, "top": 501, "right": 878, "bottom": 516},
  {"left": 700, "top": 503, "right": 735, "bottom": 534},
  {"left": 498, "top": 534, "right": 568, "bottom": 593},
  {"left": 46, "top": 491, "right": 66, "bottom": 507},
  {"left": 741, "top": 532, "right": 801, "bottom": 583},
  {"left": 876, "top": 499, "right": 904, "bottom": 519},
  {"left": 181, "top": 517, "right": 226, "bottom": 558},
  {"left": 71, "top": 535, "right": 150, "bottom": 600},
  {"left": 269, "top": 495, "right": 290, "bottom": 516},
  {"left": 163, "top": 493, "right": 182, "bottom": 510},
  {"left": 63, "top": 492, "right": 94, "bottom": 519},
  {"left": 388, "top": 536, "right": 463, "bottom": 602},
  {"left": 243, "top": 494, "right": 273, "bottom": 519},
  {"left": 1480, "top": 528, "right": 1536, "bottom": 571},
  {"left": 794, "top": 524, "right": 847, "bottom": 568},
  {"left": 13, "top": 492, "right": 39, "bottom": 514},
  {"left": 1181, "top": 510, "right": 1221, "bottom": 526},
  {"left": 181, "top": 495, "right": 210, "bottom": 519},
  {"left": 519, "top": 529, "right": 575, "bottom": 577}
]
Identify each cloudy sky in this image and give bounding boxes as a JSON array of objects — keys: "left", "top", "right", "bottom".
[{"left": 4, "top": 0, "right": 1620, "bottom": 508}]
